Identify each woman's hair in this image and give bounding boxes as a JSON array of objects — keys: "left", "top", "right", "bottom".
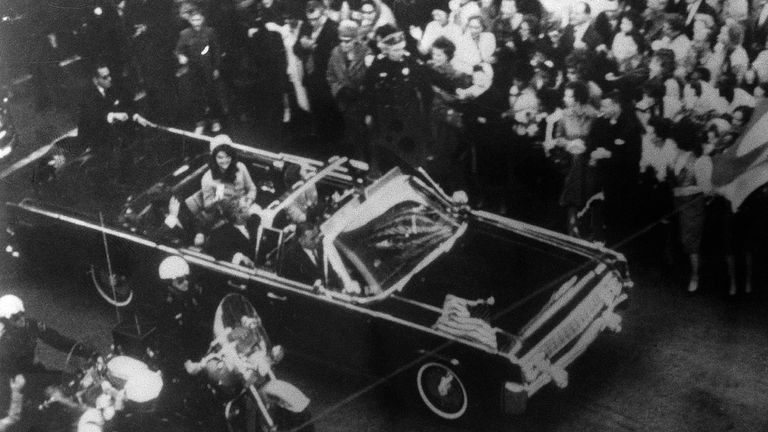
[
  {"left": 564, "top": 80, "right": 590, "bottom": 106},
  {"left": 431, "top": 36, "right": 456, "bottom": 59},
  {"left": 618, "top": 10, "right": 641, "bottom": 32},
  {"left": 537, "top": 87, "right": 561, "bottom": 113},
  {"left": 733, "top": 105, "right": 754, "bottom": 124},
  {"left": 652, "top": 48, "right": 676, "bottom": 79},
  {"left": 724, "top": 22, "right": 745, "bottom": 47},
  {"left": 647, "top": 116, "right": 673, "bottom": 139},
  {"left": 565, "top": 49, "right": 596, "bottom": 82},
  {"left": 672, "top": 118, "right": 703, "bottom": 156},
  {"left": 642, "top": 79, "right": 665, "bottom": 99},
  {"left": 209, "top": 144, "right": 238, "bottom": 183},
  {"left": 283, "top": 163, "right": 302, "bottom": 188}
]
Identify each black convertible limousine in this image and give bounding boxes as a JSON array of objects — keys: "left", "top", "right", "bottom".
[{"left": 3, "top": 127, "right": 632, "bottom": 421}]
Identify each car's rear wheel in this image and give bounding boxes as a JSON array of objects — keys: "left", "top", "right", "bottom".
[{"left": 415, "top": 362, "right": 469, "bottom": 420}]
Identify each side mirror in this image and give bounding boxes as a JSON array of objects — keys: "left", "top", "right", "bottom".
[{"left": 271, "top": 345, "right": 284, "bottom": 363}]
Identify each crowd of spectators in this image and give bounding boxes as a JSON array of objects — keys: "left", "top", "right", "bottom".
[{"left": 12, "top": 0, "right": 768, "bottom": 295}]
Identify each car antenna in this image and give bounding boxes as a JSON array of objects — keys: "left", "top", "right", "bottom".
[{"left": 99, "top": 212, "right": 121, "bottom": 324}]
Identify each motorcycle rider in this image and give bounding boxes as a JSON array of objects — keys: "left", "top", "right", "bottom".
[
  {"left": 0, "top": 294, "right": 95, "bottom": 430},
  {"left": 148, "top": 256, "right": 211, "bottom": 415},
  {"left": 0, "top": 294, "right": 95, "bottom": 375},
  {"left": 185, "top": 294, "right": 312, "bottom": 432}
]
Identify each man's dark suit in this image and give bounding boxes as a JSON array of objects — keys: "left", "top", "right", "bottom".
[
  {"left": 293, "top": 18, "right": 338, "bottom": 83},
  {"left": 666, "top": 0, "right": 688, "bottom": 15},
  {"left": 561, "top": 22, "right": 605, "bottom": 54},
  {"left": 280, "top": 239, "right": 323, "bottom": 285},
  {"left": 748, "top": 3, "right": 768, "bottom": 55},
  {"left": 588, "top": 111, "right": 643, "bottom": 243},
  {"left": 143, "top": 200, "right": 199, "bottom": 246},
  {"left": 204, "top": 219, "right": 258, "bottom": 263},
  {"left": 77, "top": 83, "right": 131, "bottom": 150},
  {"left": 293, "top": 17, "right": 341, "bottom": 139}
]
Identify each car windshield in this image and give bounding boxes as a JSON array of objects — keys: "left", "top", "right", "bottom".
[{"left": 332, "top": 174, "right": 462, "bottom": 293}]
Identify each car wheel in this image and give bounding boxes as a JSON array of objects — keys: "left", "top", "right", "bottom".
[
  {"left": 89, "top": 264, "right": 134, "bottom": 307},
  {"left": 415, "top": 362, "right": 469, "bottom": 420}
]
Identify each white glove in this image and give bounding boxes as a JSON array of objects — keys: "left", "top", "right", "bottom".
[
  {"left": 107, "top": 112, "right": 129, "bottom": 123},
  {"left": 566, "top": 138, "right": 586, "bottom": 155},
  {"left": 409, "top": 25, "right": 423, "bottom": 41}
]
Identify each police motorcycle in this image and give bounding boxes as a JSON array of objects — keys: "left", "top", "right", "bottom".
[
  {"left": 188, "top": 293, "right": 312, "bottom": 432},
  {"left": 35, "top": 347, "right": 164, "bottom": 432}
]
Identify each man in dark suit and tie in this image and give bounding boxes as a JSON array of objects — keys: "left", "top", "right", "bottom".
[
  {"left": 77, "top": 63, "right": 150, "bottom": 190},
  {"left": 748, "top": 0, "right": 768, "bottom": 56},
  {"left": 78, "top": 63, "right": 134, "bottom": 150},
  {"left": 561, "top": 2, "right": 606, "bottom": 55},
  {"left": 280, "top": 221, "right": 324, "bottom": 286},
  {"left": 204, "top": 198, "right": 261, "bottom": 267}
]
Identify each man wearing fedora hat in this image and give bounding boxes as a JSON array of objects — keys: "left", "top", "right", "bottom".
[{"left": 327, "top": 20, "right": 373, "bottom": 161}]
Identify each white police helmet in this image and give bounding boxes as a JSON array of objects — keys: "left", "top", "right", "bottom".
[
  {"left": 158, "top": 256, "right": 190, "bottom": 280},
  {"left": 0, "top": 295, "right": 24, "bottom": 320}
]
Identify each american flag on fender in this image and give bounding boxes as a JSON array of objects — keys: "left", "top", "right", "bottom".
[{"left": 433, "top": 294, "right": 498, "bottom": 350}]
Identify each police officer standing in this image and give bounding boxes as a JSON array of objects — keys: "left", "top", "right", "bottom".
[{"left": 363, "top": 24, "right": 433, "bottom": 174}]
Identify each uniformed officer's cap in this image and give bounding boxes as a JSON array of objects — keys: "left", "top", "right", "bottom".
[{"left": 376, "top": 24, "right": 405, "bottom": 46}]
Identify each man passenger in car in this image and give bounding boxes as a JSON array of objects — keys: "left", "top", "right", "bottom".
[
  {"left": 142, "top": 187, "right": 203, "bottom": 247},
  {"left": 204, "top": 198, "right": 262, "bottom": 268},
  {"left": 281, "top": 163, "right": 319, "bottom": 224},
  {"left": 280, "top": 221, "right": 324, "bottom": 287}
]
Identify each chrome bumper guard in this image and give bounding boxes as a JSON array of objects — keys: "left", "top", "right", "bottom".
[{"left": 510, "top": 270, "right": 628, "bottom": 399}]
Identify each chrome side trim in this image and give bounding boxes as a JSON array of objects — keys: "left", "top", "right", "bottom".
[
  {"left": 10, "top": 201, "right": 501, "bottom": 355},
  {"left": 472, "top": 210, "right": 625, "bottom": 263}
]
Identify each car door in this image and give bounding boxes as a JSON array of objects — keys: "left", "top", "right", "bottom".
[{"left": 272, "top": 284, "right": 380, "bottom": 376}]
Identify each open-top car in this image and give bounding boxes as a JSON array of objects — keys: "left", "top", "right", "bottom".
[{"left": 3, "top": 126, "right": 631, "bottom": 421}]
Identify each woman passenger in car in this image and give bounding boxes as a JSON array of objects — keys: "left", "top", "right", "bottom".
[{"left": 200, "top": 136, "right": 257, "bottom": 212}]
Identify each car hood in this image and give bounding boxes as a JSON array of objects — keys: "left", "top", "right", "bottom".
[{"left": 396, "top": 215, "right": 611, "bottom": 332}]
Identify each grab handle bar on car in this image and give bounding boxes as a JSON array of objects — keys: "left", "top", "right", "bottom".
[
  {"left": 267, "top": 292, "right": 288, "bottom": 301},
  {"left": 227, "top": 280, "right": 247, "bottom": 291}
]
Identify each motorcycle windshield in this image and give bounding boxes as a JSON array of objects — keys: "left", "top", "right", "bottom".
[{"left": 213, "top": 293, "right": 272, "bottom": 354}]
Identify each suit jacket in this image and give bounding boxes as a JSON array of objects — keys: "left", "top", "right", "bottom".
[
  {"left": 204, "top": 219, "right": 258, "bottom": 263},
  {"left": 143, "top": 200, "right": 199, "bottom": 247},
  {"left": 77, "top": 83, "right": 132, "bottom": 149},
  {"left": 293, "top": 18, "right": 339, "bottom": 82},
  {"left": 666, "top": 0, "right": 688, "bottom": 15},
  {"left": 748, "top": 4, "right": 768, "bottom": 55},
  {"left": 588, "top": 112, "right": 643, "bottom": 196},
  {"left": 561, "top": 22, "right": 605, "bottom": 54},
  {"left": 326, "top": 42, "right": 371, "bottom": 100},
  {"left": 280, "top": 239, "right": 323, "bottom": 285}
]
